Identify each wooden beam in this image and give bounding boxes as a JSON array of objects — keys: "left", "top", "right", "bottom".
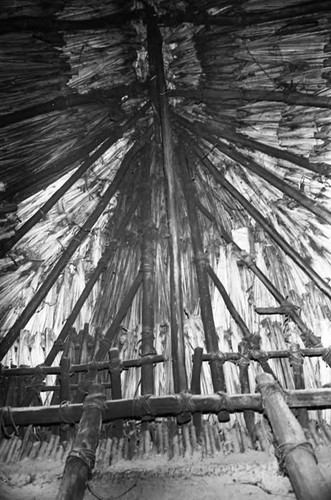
[
  {"left": 183, "top": 134, "right": 331, "bottom": 302},
  {"left": 57, "top": 386, "right": 105, "bottom": 500},
  {"left": 146, "top": 5, "right": 187, "bottom": 392},
  {"left": 0, "top": 146, "right": 136, "bottom": 362},
  {"left": 140, "top": 153, "right": 156, "bottom": 396},
  {"left": 178, "top": 149, "right": 228, "bottom": 421},
  {"left": 257, "top": 373, "right": 330, "bottom": 500},
  {"left": 0, "top": 104, "right": 150, "bottom": 257},
  {"left": 19, "top": 195, "right": 140, "bottom": 408},
  {"left": 176, "top": 113, "right": 331, "bottom": 219},
  {"left": 168, "top": 87, "right": 331, "bottom": 112},
  {"left": 73, "top": 271, "right": 143, "bottom": 403},
  {"left": 0, "top": 83, "right": 147, "bottom": 129},
  {"left": 3, "top": 388, "right": 331, "bottom": 427}
]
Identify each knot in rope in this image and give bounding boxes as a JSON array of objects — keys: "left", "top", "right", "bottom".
[
  {"left": 216, "top": 391, "right": 234, "bottom": 413},
  {"left": 209, "top": 351, "right": 226, "bottom": 365},
  {"left": 136, "top": 394, "right": 156, "bottom": 417},
  {"left": 67, "top": 447, "right": 96, "bottom": 477},
  {"left": 108, "top": 358, "right": 122, "bottom": 373},
  {"left": 177, "top": 392, "right": 195, "bottom": 414},
  {"left": 275, "top": 440, "right": 317, "bottom": 476},
  {"left": 59, "top": 401, "right": 76, "bottom": 425},
  {"left": 83, "top": 393, "right": 107, "bottom": 413},
  {"left": 249, "top": 349, "right": 269, "bottom": 363},
  {"left": 288, "top": 344, "right": 303, "bottom": 368},
  {"left": 0, "top": 406, "right": 19, "bottom": 438}
]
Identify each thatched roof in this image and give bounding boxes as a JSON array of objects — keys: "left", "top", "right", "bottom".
[{"left": 1, "top": 0, "right": 331, "bottom": 399}]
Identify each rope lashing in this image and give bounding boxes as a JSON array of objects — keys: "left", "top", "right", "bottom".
[
  {"left": 83, "top": 393, "right": 107, "bottom": 413},
  {"left": 59, "top": 401, "right": 76, "bottom": 425},
  {"left": 139, "top": 326, "right": 156, "bottom": 357},
  {"left": 177, "top": 392, "right": 196, "bottom": 413},
  {"left": 208, "top": 351, "right": 226, "bottom": 365},
  {"left": 216, "top": 391, "right": 234, "bottom": 413},
  {"left": 275, "top": 440, "right": 317, "bottom": 476},
  {"left": 257, "top": 379, "right": 288, "bottom": 405},
  {"left": 135, "top": 394, "right": 156, "bottom": 417},
  {"left": 289, "top": 343, "right": 303, "bottom": 369},
  {"left": 67, "top": 447, "right": 96, "bottom": 478},
  {"left": 249, "top": 349, "right": 269, "bottom": 363},
  {"left": 322, "top": 346, "right": 331, "bottom": 367},
  {"left": 0, "top": 406, "right": 19, "bottom": 438},
  {"left": 108, "top": 357, "right": 122, "bottom": 374},
  {"left": 53, "top": 338, "right": 66, "bottom": 350}
]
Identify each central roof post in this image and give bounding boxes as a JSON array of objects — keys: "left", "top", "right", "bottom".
[{"left": 146, "top": 6, "right": 188, "bottom": 392}]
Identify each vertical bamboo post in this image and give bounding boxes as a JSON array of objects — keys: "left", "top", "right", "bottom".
[
  {"left": 178, "top": 149, "right": 229, "bottom": 421},
  {"left": 238, "top": 341, "right": 256, "bottom": 446},
  {"left": 256, "top": 373, "right": 330, "bottom": 500},
  {"left": 57, "top": 384, "right": 105, "bottom": 500},
  {"left": 140, "top": 155, "right": 155, "bottom": 397},
  {"left": 108, "top": 348, "right": 123, "bottom": 438},
  {"left": 59, "top": 357, "right": 71, "bottom": 403},
  {"left": 289, "top": 343, "right": 309, "bottom": 429},
  {"left": 191, "top": 347, "right": 203, "bottom": 440},
  {"left": 146, "top": 5, "right": 187, "bottom": 393}
]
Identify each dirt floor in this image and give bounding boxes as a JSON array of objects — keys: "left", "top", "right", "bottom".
[{"left": 0, "top": 448, "right": 300, "bottom": 500}]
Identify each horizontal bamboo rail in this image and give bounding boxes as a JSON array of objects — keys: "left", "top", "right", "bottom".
[
  {"left": 201, "top": 347, "right": 331, "bottom": 362},
  {"left": 2, "top": 389, "right": 331, "bottom": 427},
  {"left": 1, "top": 354, "right": 165, "bottom": 377}
]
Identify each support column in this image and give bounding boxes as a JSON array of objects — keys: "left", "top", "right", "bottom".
[
  {"left": 146, "top": 7, "right": 187, "bottom": 392},
  {"left": 178, "top": 149, "right": 229, "bottom": 421},
  {"left": 140, "top": 155, "right": 155, "bottom": 396}
]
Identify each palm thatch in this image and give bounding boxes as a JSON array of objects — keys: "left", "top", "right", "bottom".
[{"left": 0, "top": 0, "right": 331, "bottom": 426}]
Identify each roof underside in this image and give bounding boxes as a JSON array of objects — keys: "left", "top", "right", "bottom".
[{"left": 1, "top": 0, "right": 331, "bottom": 398}]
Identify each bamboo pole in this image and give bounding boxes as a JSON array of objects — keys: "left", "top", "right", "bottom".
[
  {"left": 146, "top": 5, "right": 187, "bottom": 392},
  {"left": 237, "top": 341, "right": 256, "bottom": 446},
  {"left": 206, "top": 264, "right": 251, "bottom": 338},
  {"left": 3, "top": 388, "right": 331, "bottom": 427},
  {"left": 59, "top": 357, "right": 71, "bottom": 403},
  {"left": 184, "top": 134, "right": 331, "bottom": 302},
  {"left": 73, "top": 271, "right": 143, "bottom": 403},
  {"left": 3, "top": 354, "right": 165, "bottom": 377},
  {"left": 191, "top": 347, "right": 203, "bottom": 439},
  {"left": 57, "top": 385, "right": 105, "bottom": 500},
  {"left": 176, "top": 113, "right": 331, "bottom": 219},
  {"left": 168, "top": 88, "right": 331, "bottom": 113},
  {"left": 256, "top": 373, "right": 330, "bottom": 500},
  {"left": 0, "top": 104, "right": 150, "bottom": 255},
  {"left": 289, "top": 343, "right": 309, "bottom": 429},
  {"left": 193, "top": 185, "right": 320, "bottom": 347},
  {"left": 140, "top": 154, "right": 155, "bottom": 396},
  {"left": 0, "top": 146, "right": 138, "bottom": 362},
  {"left": 0, "top": 83, "right": 147, "bottom": 129},
  {"left": 108, "top": 348, "right": 123, "bottom": 438},
  {"left": 178, "top": 148, "right": 228, "bottom": 420}
]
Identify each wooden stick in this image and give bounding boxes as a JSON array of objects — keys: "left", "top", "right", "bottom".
[
  {"left": 191, "top": 347, "right": 203, "bottom": 439},
  {"left": 178, "top": 148, "right": 228, "bottom": 421},
  {"left": 238, "top": 342, "right": 256, "bottom": 446},
  {"left": 256, "top": 373, "right": 330, "bottom": 500},
  {"left": 73, "top": 272, "right": 143, "bottom": 403},
  {"left": 57, "top": 385, "right": 105, "bottom": 500},
  {"left": 0, "top": 83, "right": 147, "bottom": 129},
  {"left": 108, "top": 349, "right": 123, "bottom": 438},
  {"left": 289, "top": 343, "right": 309, "bottom": 429},
  {"left": 4, "top": 389, "right": 331, "bottom": 427},
  {"left": 191, "top": 170, "right": 320, "bottom": 347},
  {"left": 140, "top": 153, "right": 155, "bottom": 396},
  {"left": 177, "top": 113, "right": 331, "bottom": 221},
  {"left": 0, "top": 104, "right": 150, "bottom": 252},
  {"left": 0, "top": 150, "right": 141, "bottom": 362},
  {"left": 3, "top": 353, "right": 165, "bottom": 377},
  {"left": 168, "top": 87, "right": 331, "bottom": 113},
  {"left": 59, "top": 357, "right": 71, "bottom": 403},
  {"left": 207, "top": 264, "right": 251, "bottom": 338},
  {"left": 186, "top": 134, "right": 331, "bottom": 301},
  {"left": 146, "top": 5, "right": 187, "bottom": 392}
]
